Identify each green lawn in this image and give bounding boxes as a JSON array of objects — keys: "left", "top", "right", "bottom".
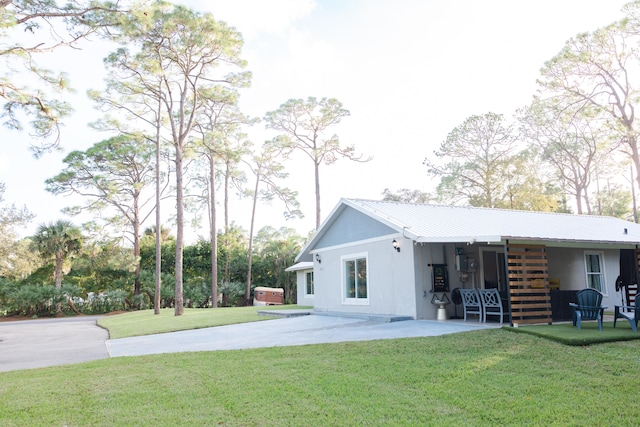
[
  {"left": 509, "top": 320, "right": 640, "bottom": 345},
  {"left": 1, "top": 326, "right": 640, "bottom": 425},
  {"left": 98, "top": 305, "right": 311, "bottom": 338}
]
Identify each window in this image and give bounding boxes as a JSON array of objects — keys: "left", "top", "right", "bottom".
[
  {"left": 343, "top": 254, "right": 368, "bottom": 302},
  {"left": 584, "top": 251, "right": 606, "bottom": 294},
  {"left": 305, "top": 271, "right": 314, "bottom": 296}
]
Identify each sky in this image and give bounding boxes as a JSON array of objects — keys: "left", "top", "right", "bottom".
[{"left": 0, "top": 0, "right": 632, "bottom": 243}]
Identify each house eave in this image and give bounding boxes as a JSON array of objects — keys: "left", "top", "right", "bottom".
[
  {"left": 414, "top": 235, "right": 502, "bottom": 244},
  {"left": 285, "top": 261, "right": 313, "bottom": 272},
  {"left": 413, "top": 235, "right": 640, "bottom": 248}
]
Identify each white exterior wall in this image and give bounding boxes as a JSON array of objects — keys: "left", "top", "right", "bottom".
[
  {"left": 547, "top": 247, "right": 622, "bottom": 308},
  {"left": 413, "top": 243, "right": 472, "bottom": 320},
  {"left": 295, "top": 269, "right": 315, "bottom": 307},
  {"left": 313, "top": 236, "right": 418, "bottom": 318}
]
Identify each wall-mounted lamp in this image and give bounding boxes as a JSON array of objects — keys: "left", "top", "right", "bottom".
[
  {"left": 392, "top": 239, "right": 401, "bottom": 253},
  {"left": 315, "top": 253, "right": 321, "bottom": 263}
]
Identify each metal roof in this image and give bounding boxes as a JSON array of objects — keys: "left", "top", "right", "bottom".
[
  {"left": 285, "top": 261, "right": 313, "bottom": 272},
  {"left": 295, "top": 198, "right": 640, "bottom": 262},
  {"left": 290, "top": 199, "right": 640, "bottom": 262},
  {"left": 343, "top": 198, "right": 640, "bottom": 245}
]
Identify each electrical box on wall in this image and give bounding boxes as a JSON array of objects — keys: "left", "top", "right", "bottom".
[{"left": 455, "top": 254, "right": 468, "bottom": 271}]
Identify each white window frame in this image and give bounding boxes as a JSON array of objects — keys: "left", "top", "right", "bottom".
[
  {"left": 305, "top": 271, "right": 314, "bottom": 297},
  {"left": 342, "top": 252, "right": 369, "bottom": 305},
  {"left": 584, "top": 251, "right": 607, "bottom": 295}
]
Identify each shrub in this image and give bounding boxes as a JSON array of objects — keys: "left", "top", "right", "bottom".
[
  {"left": 184, "top": 276, "right": 211, "bottom": 308},
  {"left": 219, "top": 281, "right": 247, "bottom": 307},
  {"left": 1, "top": 282, "right": 66, "bottom": 317},
  {"left": 139, "top": 270, "right": 175, "bottom": 308}
]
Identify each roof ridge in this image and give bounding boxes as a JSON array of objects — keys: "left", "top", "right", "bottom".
[{"left": 347, "top": 198, "right": 630, "bottom": 221}]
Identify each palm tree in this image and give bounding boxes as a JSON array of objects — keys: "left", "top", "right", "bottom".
[{"left": 33, "top": 220, "right": 83, "bottom": 314}]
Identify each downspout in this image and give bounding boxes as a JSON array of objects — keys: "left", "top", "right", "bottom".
[{"left": 503, "top": 239, "right": 513, "bottom": 326}]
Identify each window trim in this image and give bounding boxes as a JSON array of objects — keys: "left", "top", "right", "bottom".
[
  {"left": 305, "top": 271, "right": 314, "bottom": 297},
  {"left": 341, "top": 252, "right": 369, "bottom": 305},
  {"left": 584, "top": 251, "right": 607, "bottom": 296}
]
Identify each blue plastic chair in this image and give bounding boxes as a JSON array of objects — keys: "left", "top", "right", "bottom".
[
  {"left": 613, "top": 297, "right": 640, "bottom": 332},
  {"left": 569, "top": 288, "right": 606, "bottom": 331},
  {"left": 460, "top": 289, "right": 482, "bottom": 322},
  {"left": 479, "top": 288, "right": 504, "bottom": 324}
]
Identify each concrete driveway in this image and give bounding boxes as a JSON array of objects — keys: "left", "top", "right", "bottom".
[
  {"left": 0, "top": 314, "right": 494, "bottom": 372},
  {"left": 107, "top": 315, "right": 494, "bottom": 357},
  {"left": 0, "top": 316, "right": 109, "bottom": 372}
]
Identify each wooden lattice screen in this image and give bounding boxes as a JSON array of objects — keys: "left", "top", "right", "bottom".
[{"left": 506, "top": 243, "right": 552, "bottom": 325}]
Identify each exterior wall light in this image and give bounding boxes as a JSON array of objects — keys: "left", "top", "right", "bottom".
[
  {"left": 315, "top": 253, "right": 321, "bottom": 263},
  {"left": 392, "top": 239, "right": 400, "bottom": 253}
]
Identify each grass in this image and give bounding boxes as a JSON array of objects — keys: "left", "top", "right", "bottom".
[
  {"left": 98, "top": 305, "right": 312, "bottom": 339},
  {"left": 507, "top": 320, "right": 640, "bottom": 346},
  {"left": 1, "top": 328, "right": 640, "bottom": 426}
]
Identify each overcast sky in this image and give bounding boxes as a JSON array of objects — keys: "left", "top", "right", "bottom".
[{"left": 0, "top": 0, "right": 631, "bottom": 242}]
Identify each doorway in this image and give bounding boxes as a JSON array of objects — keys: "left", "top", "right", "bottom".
[{"left": 480, "top": 248, "right": 507, "bottom": 293}]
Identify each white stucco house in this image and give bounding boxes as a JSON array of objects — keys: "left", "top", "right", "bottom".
[
  {"left": 289, "top": 198, "right": 640, "bottom": 325},
  {"left": 285, "top": 261, "right": 314, "bottom": 306}
]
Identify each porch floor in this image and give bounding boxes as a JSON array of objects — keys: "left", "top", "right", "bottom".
[{"left": 257, "top": 309, "right": 313, "bottom": 318}]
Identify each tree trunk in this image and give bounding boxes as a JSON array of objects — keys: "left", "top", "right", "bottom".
[
  {"left": 224, "top": 161, "right": 230, "bottom": 232},
  {"left": 154, "top": 81, "right": 162, "bottom": 315},
  {"left": 54, "top": 253, "right": 63, "bottom": 314},
  {"left": 575, "top": 183, "right": 583, "bottom": 215},
  {"left": 245, "top": 174, "right": 260, "bottom": 302},
  {"left": 133, "top": 203, "right": 141, "bottom": 298},
  {"left": 67, "top": 298, "right": 81, "bottom": 315},
  {"left": 223, "top": 161, "right": 231, "bottom": 284},
  {"left": 174, "top": 142, "right": 184, "bottom": 316},
  {"left": 631, "top": 164, "right": 638, "bottom": 223},
  {"left": 630, "top": 137, "right": 640, "bottom": 209},
  {"left": 209, "top": 154, "right": 218, "bottom": 308},
  {"left": 314, "top": 160, "right": 321, "bottom": 229}
]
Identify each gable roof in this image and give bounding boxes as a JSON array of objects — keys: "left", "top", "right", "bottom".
[{"left": 296, "top": 198, "right": 640, "bottom": 261}]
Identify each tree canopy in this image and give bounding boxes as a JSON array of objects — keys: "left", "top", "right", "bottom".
[
  {"left": 0, "top": 182, "right": 35, "bottom": 277},
  {"left": 425, "top": 112, "right": 518, "bottom": 208},
  {"left": 45, "top": 134, "right": 159, "bottom": 295},
  {"left": 0, "top": 0, "right": 126, "bottom": 153},
  {"left": 32, "top": 219, "right": 83, "bottom": 313},
  {"left": 265, "top": 96, "right": 370, "bottom": 229},
  {"left": 98, "top": 1, "right": 250, "bottom": 315}
]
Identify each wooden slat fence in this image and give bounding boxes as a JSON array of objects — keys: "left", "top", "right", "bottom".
[{"left": 507, "top": 243, "right": 552, "bottom": 325}]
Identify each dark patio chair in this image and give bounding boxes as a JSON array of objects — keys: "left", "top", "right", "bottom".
[
  {"left": 569, "top": 288, "right": 606, "bottom": 331},
  {"left": 459, "top": 289, "right": 482, "bottom": 322},
  {"left": 479, "top": 288, "right": 504, "bottom": 324},
  {"left": 614, "top": 297, "right": 640, "bottom": 332}
]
